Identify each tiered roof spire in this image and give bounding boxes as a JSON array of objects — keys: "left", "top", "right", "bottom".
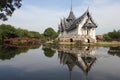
[
  {"left": 67, "top": 0, "right": 76, "bottom": 22},
  {"left": 71, "top": 0, "right": 73, "bottom": 11}
]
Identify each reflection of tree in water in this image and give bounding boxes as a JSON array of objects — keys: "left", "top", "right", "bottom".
[
  {"left": 108, "top": 46, "right": 120, "bottom": 57},
  {"left": 0, "top": 45, "right": 41, "bottom": 60},
  {"left": 58, "top": 45, "right": 96, "bottom": 80},
  {"left": 42, "top": 47, "right": 56, "bottom": 58}
]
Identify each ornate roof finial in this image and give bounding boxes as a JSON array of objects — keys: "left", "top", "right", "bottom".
[
  {"left": 87, "top": 6, "right": 89, "bottom": 12},
  {"left": 67, "top": 0, "right": 76, "bottom": 21},
  {"left": 71, "top": 0, "right": 73, "bottom": 11}
]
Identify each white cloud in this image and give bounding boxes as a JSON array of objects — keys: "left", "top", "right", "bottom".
[
  {"left": 2, "top": 5, "right": 66, "bottom": 33},
  {"left": 1, "top": 1, "right": 120, "bottom": 35},
  {"left": 84, "top": 0, "right": 111, "bottom": 5},
  {"left": 74, "top": 1, "right": 120, "bottom": 34},
  {"left": 92, "top": 3, "right": 120, "bottom": 34},
  {"left": 93, "top": 0, "right": 109, "bottom": 4}
]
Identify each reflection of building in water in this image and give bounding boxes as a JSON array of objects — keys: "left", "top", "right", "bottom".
[{"left": 58, "top": 45, "right": 96, "bottom": 75}]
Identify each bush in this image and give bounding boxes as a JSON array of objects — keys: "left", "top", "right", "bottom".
[{"left": 104, "top": 30, "right": 120, "bottom": 41}]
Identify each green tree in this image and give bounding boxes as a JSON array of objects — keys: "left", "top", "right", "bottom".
[
  {"left": 43, "top": 27, "right": 58, "bottom": 40},
  {"left": 0, "top": 0, "right": 22, "bottom": 21},
  {"left": 16, "top": 28, "right": 41, "bottom": 38},
  {"left": 103, "top": 34, "right": 111, "bottom": 41},
  {"left": 0, "top": 24, "right": 41, "bottom": 44},
  {"left": 0, "top": 24, "right": 18, "bottom": 38},
  {"left": 16, "top": 28, "right": 29, "bottom": 38},
  {"left": 29, "top": 31, "right": 41, "bottom": 38},
  {"left": 104, "top": 29, "right": 120, "bottom": 41}
]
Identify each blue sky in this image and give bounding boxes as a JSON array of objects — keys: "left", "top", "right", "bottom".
[{"left": 1, "top": 0, "right": 120, "bottom": 34}]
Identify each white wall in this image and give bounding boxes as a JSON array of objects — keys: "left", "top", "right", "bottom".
[{"left": 78, "top": 16, "right": 88, "bottom": 35}]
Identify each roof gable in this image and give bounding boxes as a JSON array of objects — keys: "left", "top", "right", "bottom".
[
  {"left": 58, "top": 9, "right": 97, "bottom": 32},
  {"left": 83, "top": 15, "right": 97, "bottom": 28},
  {"left": 67, "top": 11, "right": 76, "bottom": 22}
]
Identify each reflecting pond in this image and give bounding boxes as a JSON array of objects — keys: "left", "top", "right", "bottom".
[{"left": 0, "top": 44, "right": 120, "bottom": 80}]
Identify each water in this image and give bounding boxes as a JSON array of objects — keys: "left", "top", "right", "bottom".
[{"left": 0, "top": 45, "right": 120, "bottom": 80}]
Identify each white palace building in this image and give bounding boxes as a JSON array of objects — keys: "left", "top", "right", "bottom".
[{"left": 58, "top": 1, "right": 98, "bottom": 43}]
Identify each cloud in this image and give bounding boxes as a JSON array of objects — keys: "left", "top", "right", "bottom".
[
  {"left": 92, "top": 3, "right": 120, "bottom": 34},
  {"left": 93, "top": 0, "right": 109, "bottom": 4},
  {"left": 1, "top": 1, "right": 120, "bottom": 35},
  {"left": 2, "top": 5, "right": 66, "bottom": 33},
  {"left": 84, "top": 0, "right": 116, "bottom": 5},
  {"left": 74, "top": 0, "right": 120, "bottom": 34}
]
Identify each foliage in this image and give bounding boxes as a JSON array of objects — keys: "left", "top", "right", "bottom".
[
  {"left": 0, "top": 24, "right": 41, "bottom": 44},
  {"left": 0, "top": 0, "right": 22, "bottom": 21},
  {"left": 0, "top": 24, "right": 17, "bottom": 44},
  {"left": 103, "top": 34, "right": 112, "bottom": 41},
  {"left": 0, "top": 24, "right": 17, "bottom": 38},
  {"left": 103, "top": 30, "right": 120, "bottom": 41},
  {"left": 43, "top": 27, "right": 58, "bottom": 41},
  {"left": 40, "top": 34, "right": 46, "bottom": 43},
  {"left": 16, "top": 28, "right": 41, "bottom": 38},
  {"left": 42, "top": 47, "right": 55, "bottom": 58},
  {"left": 16, "top": 28, "right": 28, "bottom": 38},
  {"left": 0, "top": 29, "right": 2, "bottom": 44},
  {"left": 29, "top": 31, "right": 41, "bottom": 38}
]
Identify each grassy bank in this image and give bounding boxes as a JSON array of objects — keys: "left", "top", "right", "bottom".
[
  {"left": 95, "top": 42, "right": 120, "bottom": 46},
  {"left": 59, "top": 42, "right": 75, "bottom": 45},
  {"left": 57, "top": 41, "right": 120, "bottom": 46},
  {"left": 45, "top": 40, "right": 120, "bottom": 47},
  {"left": 80, "top": 42, "right": 120, "bottom": 47}
]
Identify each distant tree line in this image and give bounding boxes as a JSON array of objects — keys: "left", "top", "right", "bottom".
[
  {"left": 103, "top": 30, "right": 120, "bottom": 41},
  {"left": 0, "top": 24, "right": 41, "bottom": 44}
]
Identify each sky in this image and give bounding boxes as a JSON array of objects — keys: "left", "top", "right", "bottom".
[{"left": 0, "top": 0, "right": 120, "bottom": 35}]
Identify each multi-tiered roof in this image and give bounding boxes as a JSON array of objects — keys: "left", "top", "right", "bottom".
[{"left": 58, "top": 7, "right": 97, "bottom": 33}]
